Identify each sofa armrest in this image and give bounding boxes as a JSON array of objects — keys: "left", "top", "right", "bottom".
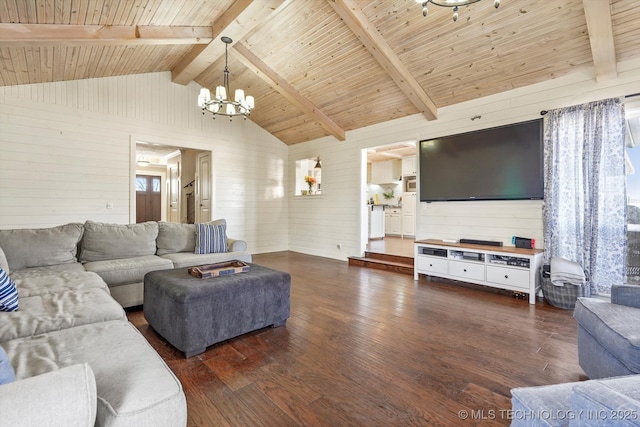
[
  {"left": 0, "top": 364, "right": 97, "bottom": 427},
  {"left": 227, "top": 238, "right": 247, "bottom": 252},
  {"left": 611, "top": 284, "right": 640, "bottom": 308}
]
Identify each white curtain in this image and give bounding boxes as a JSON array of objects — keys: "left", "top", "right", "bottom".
[{"left": 543, "top": 98, "right": 626, "bottom": 295}]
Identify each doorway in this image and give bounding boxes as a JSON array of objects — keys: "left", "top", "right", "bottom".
[
  {"left": 362, "top": 141, "right": 417, "bottom": 257},
  {"left": 135, "top": 175, "right": 161, "bottom": 223},
  {"left": 134, "top": 141, "right": 212, "bottom": 225}
]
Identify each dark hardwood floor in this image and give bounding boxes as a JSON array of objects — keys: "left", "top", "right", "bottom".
[{"left": 127, "top": 251, "right": 585, "bottom": 427}]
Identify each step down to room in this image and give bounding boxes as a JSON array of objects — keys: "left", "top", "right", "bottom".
[{"left": 348, "top": 252, "right": 414, "bottom": 276}]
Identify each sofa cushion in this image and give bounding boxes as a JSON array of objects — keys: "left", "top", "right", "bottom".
[
  {"left": 195, "top": 221, "right": 227, "bottom": 254},
  {"left": 0, "top": 346, "right": 15, "bottom": 385},
  {"left": 83, "top": 255, "right": 173, "bottom": 287},
  {"left": 156, "top": 222, "right": 196, "bottom": 255},
  {"left": 0, "top": 246, "right": 9, "bottom": 274},
  {"left": 0, "top": 364, "right": 97, "bottom": 427},
  {"left": 9, "top": 262, "right": 86, "bottom": 281},
  {"left": 0, "top": 266, "right": 18, "bottom": 312},
  {"left": 80, "top": 221, "right": 158, "bottom": 262},
  {"left": 574, "top": 297, "right": 640, "bottom": 373},
  {"left": 12, "top": 270, "right": 109, "bottom": 298},
  {"left": 0, "top": 223, "right": 83, "bottom": 271},
  {"left": 510, "top": 381, "right": 575, "bottom": 427},
  {"left": 0, "top": 288, "right": 126, "bottom": 343},
  {"left": 3, "top": 320, "right": 186, "bottom": 427},
  {"left": 160, "top": 251, "right": 252, "bottom": 269},
  {"left": 570, "top": 375, "right": 640, "bottom": 427}
]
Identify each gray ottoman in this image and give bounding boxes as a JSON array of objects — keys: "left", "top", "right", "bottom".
[{"left": 143, "top": 263, "right": 290, "bottom": 357}]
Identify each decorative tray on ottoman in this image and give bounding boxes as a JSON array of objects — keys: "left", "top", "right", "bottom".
[{"left": 188, "top": 260, "right": 250, "bottom": 278}]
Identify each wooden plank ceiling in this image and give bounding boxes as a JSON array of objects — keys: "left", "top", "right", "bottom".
[{"left": 0, "top": 0, "right": 638, "bottom": 145}]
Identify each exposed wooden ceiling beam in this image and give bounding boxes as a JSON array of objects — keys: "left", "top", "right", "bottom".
[
  {"left": 0, "top": 23, "right": 212, "bottom": 46},
  {"left": 171, "top": 0, "right": 285, "bottom": 85},
  {"left": 582, "top": 0, "right": 617, "bottom": 82},
  {"left": 231, "top": 43, "right": 346, "bottom": 141},
  {"left": 327, "top": 0, "right": 438, "bottom": 121}
]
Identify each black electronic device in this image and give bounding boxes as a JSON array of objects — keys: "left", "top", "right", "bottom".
[
  {"left": 514, "top": 236, "right": 535, "bottom": 249},
  {"left": 462, "top": 252, "right": 483, "bottom": 261},
  {"left": 459, "top": 238, "right": 503, "bottom": 247},
  {"left": 421, "top": 247, "right": 447, "bottom": 257},
  {"left": 419, "top": 119, "right": 544, "bottom": 202}
]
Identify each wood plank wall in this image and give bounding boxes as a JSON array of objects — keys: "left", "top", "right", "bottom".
[
  {"left": 0, "top": 71, "right": 289, "bottom": 255},
  {"left": 289, "top": 58, "right": 640, "bottom": 260},
  {"left": 2, "top": 59, "right": 640, "bottom": 260}
]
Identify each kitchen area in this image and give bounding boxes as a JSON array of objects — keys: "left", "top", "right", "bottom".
[{"left": 366, "top": 141, "right": 417, "bottom": 243}]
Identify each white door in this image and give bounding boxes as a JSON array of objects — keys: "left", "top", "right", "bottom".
[
  {"left": 196, "top": 152, "right": 212, "bottom": 223},
  {"left": 168, "top": 164, "right": 180, "bottom": 223}
]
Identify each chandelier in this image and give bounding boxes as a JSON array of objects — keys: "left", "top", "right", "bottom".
[
  {"left": 416, "top": 0, "right": 500, "bottom": 21},
  {"left": 197, "top": 36, "right": 254, "bottom": 120}
]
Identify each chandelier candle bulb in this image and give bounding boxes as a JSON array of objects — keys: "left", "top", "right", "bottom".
[
  {"left": 235, "top": 89, "right": 245, "bottom": 103},
  {"left": 417, "top": 0, "right": 500, "bottom": 21},
  {"left": 216, "top": 86, "right": 226, "bottom": 101},
  {"left": 198, "top": 36, "right": 254, "bottom": 120}
]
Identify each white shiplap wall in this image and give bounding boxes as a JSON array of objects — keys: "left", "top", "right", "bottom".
[
  {"left": 290, "top": 58, "right": 640, "bottom": 260},
  {"left": 0, "top": 72, "right": 289, "bottom": 255}
]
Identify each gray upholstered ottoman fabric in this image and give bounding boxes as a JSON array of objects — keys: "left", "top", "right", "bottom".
[
  {"left": 144, "top": 263, "right": 290, "bottom": 357},
  {"left": 4, "top": 320, "right": 187, "bottom": 427},
  {"left": 574, "top": 297, "right": 640, "bottom": 378}
]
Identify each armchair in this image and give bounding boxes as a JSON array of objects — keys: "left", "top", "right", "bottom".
[{"left": 573, "top": 285, "right": 640, "bottom": 379}]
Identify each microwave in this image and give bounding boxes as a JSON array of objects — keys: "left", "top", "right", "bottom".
[{"left": 405, "top": 177, "right": 417, "bottom": 192}]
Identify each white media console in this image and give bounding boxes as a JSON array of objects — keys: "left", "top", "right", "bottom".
[{"left": 414, "top": 239, "right": 544, "bottom": 304}]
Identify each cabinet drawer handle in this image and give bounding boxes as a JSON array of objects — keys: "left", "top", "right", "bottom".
[
  {"left": 429, "top": 264, "right": 433, "bottom": 267},
  {"left": 463, "top": 269, "right": 467, "bottom": 272},
  {"left": 504, "top": 275, "right": 509, "bottom": 279}
]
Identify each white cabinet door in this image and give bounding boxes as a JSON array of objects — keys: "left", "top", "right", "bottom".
[
  {"left": 402, "top": 155, "right": 416, "bottom": 175},
  {"left": 385, "top": 210, "right": 401, "bottom": 235},
  {"left": 402, "top": 193, "right": 416, "bottom": 235},
  {"left": 371, "top": 160, "right": 401, "bottom": 184}
]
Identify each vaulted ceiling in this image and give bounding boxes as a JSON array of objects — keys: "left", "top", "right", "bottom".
[{"left": 1, "top": 0, "right": 638, "bottom": 145}]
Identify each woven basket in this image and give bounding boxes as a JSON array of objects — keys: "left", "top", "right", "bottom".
[{"left": 540, "top": 266, "right": 590, "bottom": 309}]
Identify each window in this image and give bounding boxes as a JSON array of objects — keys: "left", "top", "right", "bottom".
[
  {"left": 625, "top": 98, "right": 640, "bottom": 283},
  {"left": 295, "top": 157, "right": 322, "bottom": 196}
]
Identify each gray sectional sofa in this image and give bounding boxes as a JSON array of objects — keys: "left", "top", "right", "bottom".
[
  {"left": 510, "top": 285, "right": 640, "bottom": 426},
  {"left": 0, "top": 219, "right": 251, "bottom": 426}
]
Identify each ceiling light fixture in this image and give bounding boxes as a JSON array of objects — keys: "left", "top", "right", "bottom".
[
  {"left": 416, "top": 0, "right": 500, "bottom": 21},
  {"left": 136, "top": 159, "right": 150, "bottom": 167},
  {"left": 197, "top": 36, "right": 254, "bottom": 121},
  {"left": 314, "top": 157, "right": 322, "bottom": 169}
]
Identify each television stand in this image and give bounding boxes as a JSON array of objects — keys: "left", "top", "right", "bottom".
[{"left": 414, "top": 239, "right": 544, "bottom": 304}]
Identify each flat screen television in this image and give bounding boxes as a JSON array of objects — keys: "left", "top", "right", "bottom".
[{"left": 419, "top": 119, "right": 544, "bottom": 202}]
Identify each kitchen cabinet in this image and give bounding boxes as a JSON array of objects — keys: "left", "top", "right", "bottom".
[
  {"left": 368, "top": 205, "right": 385, "bottom": 239},
  {"left": 402, "top": 155, "right": 417, "bottom": 176},
  {"left": 402, "top": 193, "right": 416, "bottom": 236},
  {"left": 371, "top": 160, "right": 401, "bottom": 184},
  {"left": 385, "top": 207, "right": 401, "bottom": 235}
]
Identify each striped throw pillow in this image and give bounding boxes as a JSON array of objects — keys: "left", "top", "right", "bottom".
[
  {"left": 0, "top": 266, "right": 18, "bottom": 312},
  {"left": 195, "top": 223, "right": 228, "bottom": 254}
]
